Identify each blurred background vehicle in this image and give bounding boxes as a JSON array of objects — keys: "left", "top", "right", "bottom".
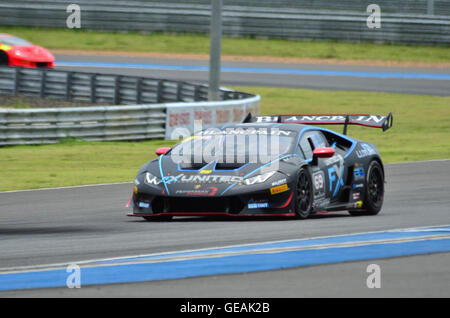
[{"left": 0, "top": 33, "right": 54, "bottom": 68}]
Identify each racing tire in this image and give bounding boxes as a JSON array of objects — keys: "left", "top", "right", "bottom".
[
  {"left": 295, "top": 167, "right": 313, "bottom": 219},
  {"left": 144, "top": 215, "right": 173, "bottom": 222},
  {"left": 0, "top": 51, "right": 8, "bottom": 66},
  {"left": 349, "top": 160, "right": 384, "bottom": 216}
]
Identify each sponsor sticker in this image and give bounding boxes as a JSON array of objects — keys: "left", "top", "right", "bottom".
[
  {"left": 175, "top": 186, "right": 218, "bottom": 196},
  {"left": 354, "top": 167, "right": 365, "bottom": 179},
  {"left": 313, "top": 197, "right": 330, "bottom": 210},
  {"left": 313, "top": 171, "right": 325, "bottom": 192},
  {"left": 248, "top": 202, "right": 269, "bottom": 209},
  {"left": 271, "top": 178, "right": 287, "bottom": 187},
  {"left": 139, "top": 202, "right": 150, "bottom": 208},
  {"left": 356, "top": 143, "right": 376, "bottom": 158},
  {"left": 200, "top": 127, "right": 292, "bottom": 136},
  {"left": 270, "top": 184, "right": 288, "bottom": 195}
]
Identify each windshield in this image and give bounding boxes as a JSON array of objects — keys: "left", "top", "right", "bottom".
[
  {"left": 0, "top": 35, "right": 31, "bottom": 46},
  {"left": 171, "top": 127, "right": 296, "bottom": 166}
]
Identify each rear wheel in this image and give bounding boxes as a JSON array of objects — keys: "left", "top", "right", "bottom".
[
  {"left": 349, "top": 160, "right": 384, "bottom": 216},
  {"left": 295, "top": 168, "right": 313, "bottom": 219}
]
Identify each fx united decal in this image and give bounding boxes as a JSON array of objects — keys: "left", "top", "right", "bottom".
[{"left": 328, "top": 155, "right": 345, "bottom": 197}]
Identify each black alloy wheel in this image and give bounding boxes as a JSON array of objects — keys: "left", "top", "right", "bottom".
[{"left": 296, "top": 168, "right": 313, "bottom": 219}]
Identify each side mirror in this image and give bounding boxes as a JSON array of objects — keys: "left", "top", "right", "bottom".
[
  {"left": 155, "top": 147, "right": 171, "bottom": 156},
  {"left": 312, "top": 147, "right": 335, "bottom": 158}
]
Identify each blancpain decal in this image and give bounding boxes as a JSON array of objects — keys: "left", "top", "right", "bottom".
[
  {"left": 200, "top": 127, "right": 292, "bottom": 136},
  {"left": 282, "top": 115, "right": 385, "bottom": 124},
  {"left": 253, "top": 115, "right": 386, "bottom": 126}
]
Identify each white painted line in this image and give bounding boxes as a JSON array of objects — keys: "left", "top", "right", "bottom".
[
  {"left": 388, "top": 158, "right": 450, "bottom": 165},
  {"left": 0, "top": 182, "right": 132, "bottom": 194},
  {"left": 1, "top": 224, "right": 448, "bottom": 274}
]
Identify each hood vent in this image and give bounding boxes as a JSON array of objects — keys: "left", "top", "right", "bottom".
[
  {"left": 214, "top": 162, "right": 246, "bottom": 170},
  {"left": 178, "top": 161, "right": 246, "bottom": 171}
]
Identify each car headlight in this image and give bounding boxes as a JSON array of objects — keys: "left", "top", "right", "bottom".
[
  {"left": 244, "top": 171, "right": 276, "bottom": 185},
  {"left": 145, "top": 172, "right": 162, "bottom": 186}
]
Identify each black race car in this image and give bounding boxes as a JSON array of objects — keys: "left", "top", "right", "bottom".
[{"left": 127, "top": 113, "right": 393, "bottom": 220}]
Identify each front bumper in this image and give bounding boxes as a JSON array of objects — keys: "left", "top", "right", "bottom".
[
  {"left": 9, "top": 57, "right": 54, "bottom": 68},
  {"left": 127, "top": 188, "right": 295, "bottom": 218}
]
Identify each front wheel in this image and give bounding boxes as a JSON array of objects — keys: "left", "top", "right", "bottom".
[
  {"left": 349, "top": 160, "right": 384, "bottom": 216},
  {"left": 0, "top": 51, "right": 8, "bottom": 66},
  {"left": 295, "top": 167, "right": 313, "bottom": 219}
]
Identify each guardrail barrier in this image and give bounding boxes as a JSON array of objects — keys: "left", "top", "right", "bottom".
[
  {"left": 0, "top": 66, "right": 260, "bottom": 145},
  {"left": 0, "top": 0, "right": 449, "bottom": 44}
]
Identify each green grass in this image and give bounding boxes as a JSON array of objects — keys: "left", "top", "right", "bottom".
[
  {"left": 0, "top": 139, "right": 177, "bottom": 192},
  {"left": 8, "top": 96, "right": 31, "bottom": 109},
  {"left": 1, "top": 88, "right": 448, "bottom": 191},
  {"left": 1, "top": 26, "right": 449, "bottom": 63}
]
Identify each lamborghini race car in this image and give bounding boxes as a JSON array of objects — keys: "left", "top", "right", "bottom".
[
  {"left": 0, "top": 34, "right": 55, "bottom": 68},
  {"left": 127, "top": 113, "right": 393, "bottom": 221}
]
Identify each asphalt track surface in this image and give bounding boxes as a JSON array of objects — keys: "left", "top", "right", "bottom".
[
  {"left": 54, "top": 54, "right": 450, "bottom": 96},
  {"left": 1, "top": 56, "right": 449, "bottom": 297},
  {"left": 0, "top": 160, "right": 449, "bottom": 297}
]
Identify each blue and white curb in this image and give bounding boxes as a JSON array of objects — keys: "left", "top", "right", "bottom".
[
  {"left": 55, "top": 61, "right": 450, "bottom": 81},
  {"left": 1, "top": 225, "right": 450, "bottom": 291}
]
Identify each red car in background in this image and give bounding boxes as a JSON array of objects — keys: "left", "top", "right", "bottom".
[{"left": 0, "top": 34, "right": 55, "bottom": 68}]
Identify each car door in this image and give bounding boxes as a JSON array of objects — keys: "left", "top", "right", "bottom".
[{"left": 297, "top": 130, "right": 343, "bottom": 206}]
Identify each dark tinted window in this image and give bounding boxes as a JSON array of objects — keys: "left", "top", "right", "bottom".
[
  {"left": 0, "top": 36, "right": 31, "bottom": 46},
  {"left": 299, "top": 130, "right": 328, "bottom": 160}
]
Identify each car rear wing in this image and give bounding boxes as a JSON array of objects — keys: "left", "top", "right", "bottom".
[{"left": 243, "top": 113, "right": 393, "bottom": 135}]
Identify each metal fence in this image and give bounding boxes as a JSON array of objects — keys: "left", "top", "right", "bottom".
[
  {"left": 0, "top": 67, "right": 251, "bottom": 105},
  {"left": 0, "top": 1, "right": 449, "bottom": 45},
  {"left": 0, "top": 66, "right": 260, "bottom": 145},
  {"left": 0, "top": 104, "right": 167, "bottom": 145},
  {"left": 134, "top": 1, "right": 450, "bottom": 16}
]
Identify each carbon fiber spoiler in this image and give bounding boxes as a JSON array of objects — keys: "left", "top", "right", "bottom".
[{"left": 242, "top": 113, "right": 393, "bottom": 135}]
